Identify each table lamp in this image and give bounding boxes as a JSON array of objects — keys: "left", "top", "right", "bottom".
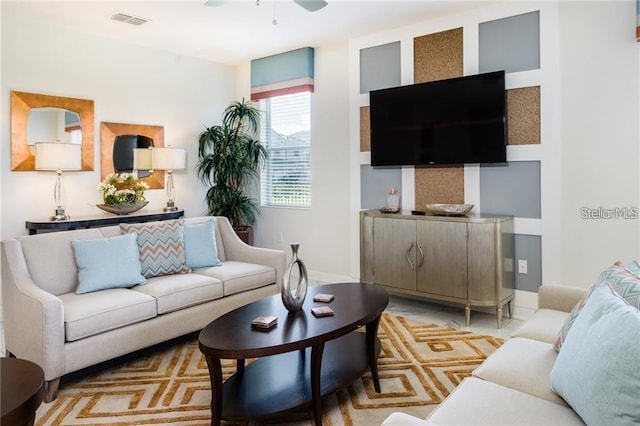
[
  {"left": 35, "top": 142, "right": 82, "bottom": 220},
  {"left": 133, "top": 147, "right": 153, "bottom": 178},
  {"left": 152, "top": 147, "right": 186, "bottom": 212}
]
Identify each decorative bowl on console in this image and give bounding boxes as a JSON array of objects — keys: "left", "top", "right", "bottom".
[
  {"left": 97, "top": 173, "right": 149, "bottom": 215},
  {"left": 425, "top": 203, "right": 474, "bottom": 216},
  {"left": 97, "top": 201, "right": 148, "bottom": 215}
]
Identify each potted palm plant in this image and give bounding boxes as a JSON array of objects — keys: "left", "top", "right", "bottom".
[{"left": 197, "top": 99, "right": 267, "bottom": 244}]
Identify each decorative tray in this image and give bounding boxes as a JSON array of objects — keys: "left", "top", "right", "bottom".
[
  {"left": 379, "top": 207, "right": 400, "bottom": 214},
  {"left": 425, "top": 203, "right": 474, "bottom": 216}
]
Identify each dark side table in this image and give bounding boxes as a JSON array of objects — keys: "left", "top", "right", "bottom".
[{"left": 1, "top": 358, "right": 45, "bottom": 426}]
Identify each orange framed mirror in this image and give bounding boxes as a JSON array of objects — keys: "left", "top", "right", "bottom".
[{"left": 11, "top": 91, "right": 94, "bottom": 171}]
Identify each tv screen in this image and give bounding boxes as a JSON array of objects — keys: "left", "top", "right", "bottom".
[{"left": 369, "top": 71, "right": 507, "bottom": 166}]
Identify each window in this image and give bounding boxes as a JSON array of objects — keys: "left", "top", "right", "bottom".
[{"left": 259, "top": 92, "right": 311, "bottom": 208}]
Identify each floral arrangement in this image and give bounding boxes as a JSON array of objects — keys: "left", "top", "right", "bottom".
[{"left": 98, "top": 173, "right": 149, "bottom": 205}]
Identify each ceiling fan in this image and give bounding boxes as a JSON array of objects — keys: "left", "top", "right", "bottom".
[{"left": 204, "top": 0, "right": 328, "bottom": 12}]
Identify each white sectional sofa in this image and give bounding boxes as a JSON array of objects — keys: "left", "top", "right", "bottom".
[
  {"left": 1, "top": 216, "right": 286, "bottom": 402},
  {"left": 383, "top": 266, "right": 640, "bottom": 426}
]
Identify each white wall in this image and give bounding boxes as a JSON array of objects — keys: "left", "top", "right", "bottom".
[
  {"left": 237, "top": 42, "right": 353, "bottom": 279},
  {"left": 559, "top": 1, "right": 640, "bottom": 287},
  {"left": 1, "top": 4, "right": 237, "bottom": 240}
]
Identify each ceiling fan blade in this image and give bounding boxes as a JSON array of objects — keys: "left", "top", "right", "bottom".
[
  {"left": 204, "top": 0, "right": 229, "bottom": 6},
  {"left": 293, "top": 0, "right": 328, "bottom": 12}
]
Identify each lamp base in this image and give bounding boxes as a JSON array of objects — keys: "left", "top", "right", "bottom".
[
  {"left": 163, "top": 201, "right": 179, "bottom": 212},
  {"left": 51, "top": 208, "right": 69, "bottom": 221}
]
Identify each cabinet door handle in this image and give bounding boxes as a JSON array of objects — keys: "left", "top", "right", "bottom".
[
  {"left": 406, "top": 242, "right": 415, "bottom": 270},
  {"left": 417, "top": 243, "right": 425, "bottom": 268}
]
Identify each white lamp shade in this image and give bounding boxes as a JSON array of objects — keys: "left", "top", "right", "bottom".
[
  {"left": 153, "top": 147, "right": 186, "bottom": 171},
  {"left": 133, "top": 148, "right": 153, "bottom": 170},
  {"left": 35, "top": 142, "right": 82, "bottom": 171}
]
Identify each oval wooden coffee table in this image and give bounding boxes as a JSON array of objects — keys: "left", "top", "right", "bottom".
[{"left": 199, "top": 282, "right": 388, "bottom": 426}]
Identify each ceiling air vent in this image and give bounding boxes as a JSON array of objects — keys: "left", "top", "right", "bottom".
[{"left": 111, "top": 12, "right": 150, "bottom": 26}]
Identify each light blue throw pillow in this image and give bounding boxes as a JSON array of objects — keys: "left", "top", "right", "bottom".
[
  {"left": 550, "top": 284, "right": 640, "bottom": 425},
  {"left": 184, "top": 219, "right": 222, "bottom": 268},
  {"left": 72, "top": 233, "right": 146, "bottom": 294}
]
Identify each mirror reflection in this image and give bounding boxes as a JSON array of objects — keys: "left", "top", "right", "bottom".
[
  {"left": 113, "top": 134, "right": 154, "bottom": 178},
  {"left": 27, "top": 108, "right": 82, "bottom": 153}
]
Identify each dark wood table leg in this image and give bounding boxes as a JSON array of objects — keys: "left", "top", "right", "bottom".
[
  {"left": 236, "top": 358, "right": 245, "bottom": 376},
  {"left": 204, "top": 356, "right": 223, "bottom": 426},
  {"left": 366, "top": 314, "right": 382, "bottom": 393},
  {"left": 311, "top": 342, "right": 325, "bottom": 426}
]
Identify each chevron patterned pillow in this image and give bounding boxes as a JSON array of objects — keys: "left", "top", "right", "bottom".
[
  {"left": 553, "top": 261, "right": 640, "bottom": 352},
  {"left": 120, "top": 219, "right": 191, "bottom": 278}
]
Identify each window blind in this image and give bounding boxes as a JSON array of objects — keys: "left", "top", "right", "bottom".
[{"left": 260, "top": 92, "right": 311, "bottom": 208}]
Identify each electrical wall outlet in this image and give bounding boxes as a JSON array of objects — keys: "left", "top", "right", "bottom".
[
  {"left": 518, "top": 259, "right": 528, "bottom": 274},
  {"left": 277, "top": 232, "right": 284, "bottom": 243}
]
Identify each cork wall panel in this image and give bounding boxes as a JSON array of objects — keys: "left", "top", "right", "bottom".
[
  {"left": 414, "top": 28, "right": 463, "bottom": 84},
  {"left": 413, "top": 28, "right": 464, "bottom": 209},
  {"left": 360, "top": 106, "right": 370, "bottom": 152},
  {"left": 507, "top": 86, "right": 540, "bottom": 145},
  {"left": 415, "top": 166, "right": 465, "bottom": 208}
]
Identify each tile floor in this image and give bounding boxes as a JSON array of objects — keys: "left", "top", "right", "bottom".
[{"left": 384, "top": 294, "right": 525, "bottom": 340}]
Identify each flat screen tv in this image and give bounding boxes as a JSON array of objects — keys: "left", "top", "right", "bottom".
[{"left": 369, "top": 70, "right": 506, "bottom": 166}]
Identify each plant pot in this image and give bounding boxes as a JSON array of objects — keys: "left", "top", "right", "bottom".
[{"left": 234, "top": 226, "right": 253, "bottom": 246}]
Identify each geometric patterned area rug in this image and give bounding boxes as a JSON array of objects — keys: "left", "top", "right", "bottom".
[{"left": 35, "top": 313, "right": 503, "bottom": 425}]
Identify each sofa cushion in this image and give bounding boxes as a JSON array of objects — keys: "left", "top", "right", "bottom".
[
  {"left": 184, "top": 219, "right": 222, "bottom": 268},
  {"left": 120, "top": 219, "right": 191, "bottom": 278},
  {"left": 17, "top": 228, "right": 105, "bottom": 295},
  {"left": 511, "top": 308, "right": 568, "bottom": 344},
  {"left": 473, "top": 337, "right": 566, "bottom": 406},
  {"left": 71, "top": 233, "right": 146, "bottom": 294},
  {"left": 424, "top": 377, "right": 584, "bottom": 425},
  {"left": 194, "top": 261, "right": 275, "bottom": 296},
  {"left": 59, "top": 288, "right": 157, "bottom": 341},
  {"left": 131, "top": 273, "right": 223, "bottom": 314},
  {"left": 550, "top": 283, "right": 640, "bottom": 426},
  {"left": 553, "top": 262, "right": 640, "bottom": 351}
]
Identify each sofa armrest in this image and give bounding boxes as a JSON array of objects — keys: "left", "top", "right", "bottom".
[
  {"left": 1, "top": 239, "right": 65, "bottom": 381},
  {"left": 215, "top": 217, "right": 287, "bottom": 289},
  {"left": 538, "top": 285, "right": 588, "bottom": 313}
]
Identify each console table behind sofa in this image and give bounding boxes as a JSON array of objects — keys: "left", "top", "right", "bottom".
[{"left": 26, "top": 209, "right": 184, "bottom": 234}]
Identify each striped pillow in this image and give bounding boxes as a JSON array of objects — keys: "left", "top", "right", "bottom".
[
  {"left": 120, "top": 219, "right": 191, "bottom": 278},
  {"left": 553, "top": 261, "right": 640, "bottom": 351}
]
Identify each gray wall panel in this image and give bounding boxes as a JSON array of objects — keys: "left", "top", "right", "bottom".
[
  {"left": 515, "top": 234, "right": 542, "bottom": 292},
  {"left": 361, "top": 165, "right": 402, "bottom": 210},
  {"left": 480, "top": 161, "right": 541, "bottom": 219},
  {"left": 360, "top": 41, "right": 401, "bottom": 94},
  {"left": 479, "top": 11, "right": 540, "bottom": 73}
]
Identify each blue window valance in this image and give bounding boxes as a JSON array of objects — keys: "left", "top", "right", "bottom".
[{"left": 250, "top": 47, "right": 314, "bottom": 100}]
